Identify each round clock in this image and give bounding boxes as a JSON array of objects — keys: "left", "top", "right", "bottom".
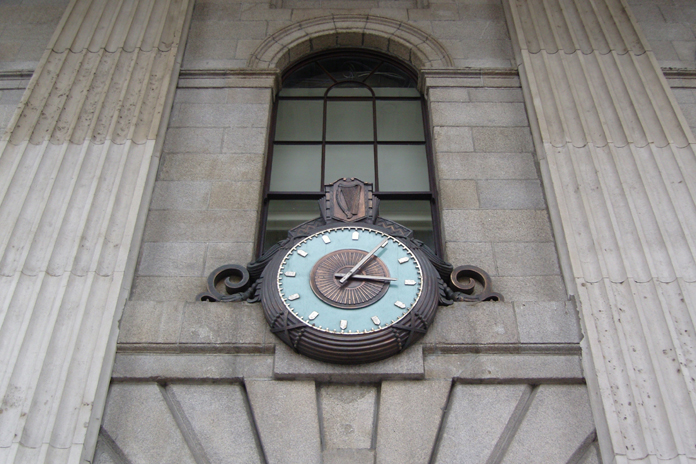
[{"left": 260, "top": 224, "right": 440, "bottom": 364}]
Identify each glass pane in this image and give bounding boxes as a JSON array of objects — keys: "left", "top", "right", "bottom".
[
  {"left": 378, "top": 200, "right": 434, "bottom": 250},
  {"left": 283, "top": 61, "right": 332, "bottom": 89},
  {"left": 269, "top": 145, "right": 322, "bottom": 192},
  {"left": 327, "top": 86, "right": 372, "bottom": 97},
  {"left": 376, "top": 101, "right": 425, "bottom": 142},
  {"left": 326, "top": 101, "right": 373, "bottom": 141},
  {"left": 325, "top": 145, "right": 375, "bottom": 185},
  {"left": 377, "top": 145, "right": 429, "bottom": 192},
  {"left": 318, "top": 56, "right": 380, "bottom": 82},
  {"left": 265, "top": 200, "right": 320, "bottom": 251},
  {"left": 278, "top": 88, "right": 326, "bottom": 97},
  {"left": 275, "top": 100, "right": 323, "bottom": 141},
  {"left": 373, "top": 88, "right": 421, "bottom": 97},
  {"left": 364, "top": 62, "right": 416, "bottom": 89}
]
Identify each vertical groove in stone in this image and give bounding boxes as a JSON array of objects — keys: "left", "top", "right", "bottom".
[
  {"left": 0, "top": 0, "right": 191, "bottom": 461},
  {"left": 507, "top": 0, "right": 696, "bottom": 462}
]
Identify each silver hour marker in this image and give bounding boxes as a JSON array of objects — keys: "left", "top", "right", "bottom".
[
  {"left": 371, "top": 316, "right": 381, "bottom": 325},
  {"left": 288, "top": 293, "right": 300, "bottom": 301},
  {"left": 352, "top": 231, "right": 359, "bottom": 240},
  {"left": 322, "top": 235, "right": 331, "bottom": 244},
  {"left": 309, "top": 311, "right": 319, "bottom": 320},
  {"left": 394, "top": 301, "right": 406, "bottom": 309},
  {"left": 405, "top": 280, "right": 416, "bottom": 286},
  {"left": 340, "top": 320, "right": 348, "bottom": 330},
  {"left": 297, "top": 250, "right": 308, "bottom": 257},
  {"left": 398, "top": 257, "right": 410, "bottom": 264},
  {"left": 284, "top": 271, "right": 296, "bottom": 277}
]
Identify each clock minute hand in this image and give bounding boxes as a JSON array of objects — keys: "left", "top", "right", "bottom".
[
  {"left": 334, "top": 273, "right": 396, "bottom": 282},
  {"left": 339, "top": 238, "right": 389, "bottom": 285}
]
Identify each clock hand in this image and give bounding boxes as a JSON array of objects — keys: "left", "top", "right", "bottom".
[
  {"left": 338, "top": 238, "right": 389, "bottom": 285},
  {"left": 334, "top": 273, "right": 397, "bottom": 282}
]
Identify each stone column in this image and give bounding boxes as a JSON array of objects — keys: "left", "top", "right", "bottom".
[
  {"left": 0, "top": 0, "right": 192, "bottom": 462},
  {"left": 504, "top": 0, "right": 696, "bottom": 463}
]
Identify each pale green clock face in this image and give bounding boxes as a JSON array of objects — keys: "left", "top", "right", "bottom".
[{"left": 277, "top": 226, "right": 423, "bottom": 334}]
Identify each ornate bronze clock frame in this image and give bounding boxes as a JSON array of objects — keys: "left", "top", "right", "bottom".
[{"left": 198, "top": 179, "right": 502, "bottom": 364}]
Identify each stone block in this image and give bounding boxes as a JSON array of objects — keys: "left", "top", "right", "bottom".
[
  {"left": 170, "top": 103, "right": 270, "bottom": 128},
  {"left": 143, "top": 210, "right": 257, "bottom": 242},
  {"left": 226, "top": 87, "right": 272, "bottom": 104},
  {"left": 159, "top": 153, "right": 265, "bottom": 182},
  {"left": 323, "top": 449, "right": 375, "bottom": 464},
  {"left": 191, "top": 2, "right": 242, "bottom": 20},
  {"left": 434, "top": 384, "right": 528, "bottom": 464},
  {"left": 431, "top": 20, "right": 509, "bottom": 40},
  {"left": 428, "top": 87, "right": 469, "bottom": 102},
  {"left": 468, "top": 88, "right": 524, "bottom": 102},
  {"left": 246, "top": 380, "right": 322, "bottom": 464},
  {"left": 472, "top": 127, "right": 534, "bottom": 152},
  {"left": 138, "top": 242, "right": 207, "bottom": 277},
  {"left": 375, "top": 380, "right": 450, "bottom": 464},
  {"left": 150, "top": 181, "right": 211, "bottom": 210},
  {"left": 112, "top": 354, "right": 274, "bottom": 380},
  {"left": 457, "top": 4, "right": 505, "bottom": 21},
  {"left": 436, "top": 153, "right": 539, "bottom": 180},
  {"left": 187, "top": 20, "right": 268, "bottom": 40},
  {"left": 431, "top": 102, "right": 528, "bottom": 127},
  {"left": 493, "top": 242, "right": 560, "bottom": 276},
  {"left": 433, "top": 126, "right": 474, "bottom": 153},
  {"left": 102, "top": 383, "right": 197, "bottom": 463},
  {"left": 673, "top": 40, "right": 696, "bottom": 66},
  {"left": 118, "top": 300, "right": 185, "bottom": 344},
  {"left": 273, "top": 343, "right": 424, "bottom": 381},
  {"left": 445, "top": 241, "right": 496, "bottom": 274},
  {"left": 503, "top": 385, "right": 595, "bottom": 464},
  {"left": 424, "top": 354, "right": 584, "bottom": 381},
  {"left": 222, "top": 127, "right": 268, "bottom": 154},
  {"left": 442, "top": 209, "right": 554, "bottom": 242},
  {"left": 478, "top": 179, "right": 545, "bottom": 209},
  {"left": 163, "top": 127, "right": 224, "bottom": 154},
  {"left": 240, "top": 3, "right": 291, "bottom": 20},
  {"left": 208, "top": 180, "right": 261, "bottom": 210},
  {"left": 182, "top": 39, "right": 238, "bottom": 69},
  {"left": 204, "top": 242, "right": 255, "bottom": 274},
  {"left": 0, "top": 89, "right": 23, "bottom": 105},
  {"left": 168, "top": 384, "right": 262, "bottom": 463},
  {"left": 235, "top": 39, "right": 265, "bottom": 60},
  {"left": 319, "top": 384, "right": 377, "bottom": 449},
  {"left": 514, "top": 301, "right": 581, "bottom": 343},
  {"left": 493, "top": 276, "right": 567, "bottom": 301},
  {"left": 439, "top": 179, "right": 478, "bottom": 209},
  {"left": 421, "top": 302, "right": 519, "bottom": 345},
  {"left": 179, "top": 301, "right": 270, "bottom": 345},
  {"left": 130, "top": 276, "right": 207, "bottom": 302}
]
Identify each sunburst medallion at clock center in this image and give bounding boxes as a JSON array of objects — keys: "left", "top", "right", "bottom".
[{"left": 310, "top": 249, "right": 390, "bottom": 309}]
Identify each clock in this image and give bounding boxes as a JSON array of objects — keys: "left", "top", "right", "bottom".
[{"left": 259, "top": 222, "right": 440, "bottom": 364}]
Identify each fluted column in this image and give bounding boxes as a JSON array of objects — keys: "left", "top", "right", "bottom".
[
  {"left": 504, "top": 0, "right": 696, "bottom": 463},
  {"left": 0, "top": 0, "right": 192, "bottom": 462}
]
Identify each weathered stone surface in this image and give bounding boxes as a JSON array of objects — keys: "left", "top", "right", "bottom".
[
  {"left": 222, "top": 126, "right": 268, "bottom": 154},
  {"left": 493, "top": 241, "right": 560, "bottom": 277},
  {"left": 468, "top": 88, "right": 524, "bottom": 102},
  {"left": 424, "top": 354, "right": 584, "bottom": 381},
  {"left": 323, "top": 449, "right": 375, "bottom": 464},
  {"left": 478, "top": 179, "right": 546, "bottom": 209},
  {"left": 246, "top": 380, "right": 322, "bottom": 464},
  {"left": 168, "top": 384, "right": 262, "bottom": 464},
  {"left": 319, "top": 384, "right": 377, "bottom": 449},
  {"left": 432, "top": 126, "right": 474, "bottom": 153},
  {"left": 102, "top": 383, "right": 197, "bottom": 464},
  {"left": 446, "top": 241, "right": 497, "bottom": 274},
  {"left": 163, "top": 127, "right": 224, "bottom": 154},
  {"left": 143, "top": 210, "right": 257, "bottom": 242},
  {"left": 273, "top": 342, "right": 424, "bottom": 381},
  {"left": 208, "top": 180, "right": 262, "bottom": 210},
  {"left": 439, "top": 179, "right": 478, "bottom": 209},
  {"left": 434, "top": 384, "right": 528, "bottom": 464},
  {"left": 515, "top": 301, "right": 581, "bottom": 344},
  {"left": 436, "top": 153, "right": 539, "bottom": 180},
  {"left": 170, "top": 103, "right": 269, "bottom": 128},
  {"left": 501, "top": 385, "right": 595, "bottom": 464},
  {"left": 431, "top": 102, "right": 528, "bottom": 127},
  {"left": 150, "top": 181, "right": 211, "bottom": 210},
  {"left": 138, "top": 242, "right": 206, "bottom": 277},
  {"left": 421, "top": 302, "right": 519, "bottom": 345},
  {"left": 159, "top": 153, "right": 265, "bottom": 182},
  {"left": 443, "top": 210, "right": 553, "bottom": 242},
  {"left": 204, "top": 241, "right": 255, "bottom": 275},
  {"left": 179, "top": 302, "right": 270, "bottom": 345},
  {"left": 112, "top": 354, "right": 274, "bottom": 380},
  {"left": 118, "top": 301, "right": 185, "bottom": 344},
  {"left": 130, "top": 276, "right": 207, "bottom": 302},
  {"left": 429, "top": 87, "right": 469, "bottom": 102},
  {"left": 472, "top": 127, "right": 534, "bottom": 152},
  {"left": 375, "top": 380, "right": 450, "bottom": 464},
  {"left": 493, "top": 276, "right": 567, "bottom": 302}
]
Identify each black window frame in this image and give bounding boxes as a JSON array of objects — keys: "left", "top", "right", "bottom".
[{"left": 258, "top": 49, "right": 442, "bottom": 257}]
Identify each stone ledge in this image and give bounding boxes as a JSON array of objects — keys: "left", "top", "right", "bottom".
[
  {"left": 273, "top": 343, "right": 425, "bottom": 381},
  {"left": 112, "top": 353, "right": 274, "bottom": 380}
]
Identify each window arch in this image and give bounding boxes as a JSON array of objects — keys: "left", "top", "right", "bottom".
[{"left": 259, "top": 50, "right": 441, "bottom": 255}]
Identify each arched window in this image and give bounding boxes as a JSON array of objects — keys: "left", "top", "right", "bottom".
[{"left": 259, "top": 50, "right": 441, "bottom": 255}]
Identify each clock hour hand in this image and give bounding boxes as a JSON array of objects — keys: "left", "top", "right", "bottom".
[
  {"left": 334, "top": 273, "right": 396, "bottom": 282},
  {"left": 338, "top": 238, "right": 389, "bottom": 285}
]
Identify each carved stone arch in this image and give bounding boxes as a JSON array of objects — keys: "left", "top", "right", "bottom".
[{"left": 248, "top": 15, "right": 454, "bottom": 71}]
